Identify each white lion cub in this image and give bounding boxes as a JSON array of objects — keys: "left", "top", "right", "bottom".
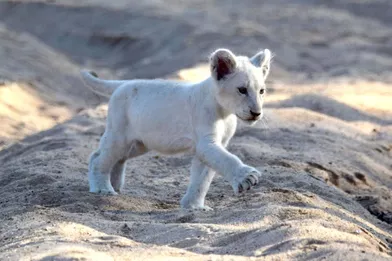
[{"left": 81, "top": 48, "right": 272, "bottom": 210}]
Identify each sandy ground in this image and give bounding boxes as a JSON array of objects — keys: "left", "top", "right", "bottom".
[{"left": 0, "top": 0, "right": 391, "bottom": 260}]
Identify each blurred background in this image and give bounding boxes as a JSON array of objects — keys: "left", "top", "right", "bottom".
[{"left": 3, "top": 0, "right": 392, "bottom": 80}]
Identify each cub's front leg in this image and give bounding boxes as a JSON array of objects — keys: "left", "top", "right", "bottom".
[
  {"left": 196, "top": 139, "right": 261, "bottom": 194},
  {"left": 180, "top": 157, "right": 215, "bottom": 210}
]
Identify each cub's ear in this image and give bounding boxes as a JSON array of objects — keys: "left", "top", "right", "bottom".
[
  {"left": 250, "top": 49, "right": 272, "bottom": 79},
  {"left": 210, "top": 49, "right": 237, "bottom": 81}
]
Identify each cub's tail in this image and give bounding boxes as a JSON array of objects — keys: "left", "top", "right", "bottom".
[{"left": 81, "top": 70, "right": 126, "bottom": 97}]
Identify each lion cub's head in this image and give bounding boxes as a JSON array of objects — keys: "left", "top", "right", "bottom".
[{"left": 210, "top": 48, "right": 272, "bottom": 125}]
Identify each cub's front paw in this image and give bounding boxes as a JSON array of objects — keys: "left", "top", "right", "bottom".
[
  {"left": 90, "top": 188, "right": 118, "bottom": 196},
  {"left": 180, "top": 197, "right": 213, "bottom": 211},
  {"left": 232, "top": 166, "right": 261, "bottom": 194},
  {"left": 183, "top": 205, "right": 214, "bottom": 212}
]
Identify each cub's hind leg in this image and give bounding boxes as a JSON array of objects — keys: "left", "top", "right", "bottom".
[
  {"left": 110, "top": 140, "right": 147, "bottom": 193},
  {"left": 110, "top": 159, "right": 126, "bottom": 193},
  {"left": 88, "top": 131, "right": 127, "bottom": 195}
]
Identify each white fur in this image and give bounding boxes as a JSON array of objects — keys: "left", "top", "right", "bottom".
[{"left": 81, "top": 48, "right": 272, "bottom": 210}]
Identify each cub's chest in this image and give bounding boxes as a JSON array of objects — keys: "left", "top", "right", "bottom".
[{"left": 219, "top": 115, "right": 237, "bottom": 145}]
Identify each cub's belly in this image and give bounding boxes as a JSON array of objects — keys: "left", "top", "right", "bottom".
[
  {"left": 144, "top": 136, "right": 195, "bottom": 155},
  {"left": 128, "top": 95, "right": 194, "bottom": 154}
]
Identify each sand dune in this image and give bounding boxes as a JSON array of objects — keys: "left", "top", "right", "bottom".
[
  {"left": 1, "top": 98, "right": 391, "bottom": 260},
  {"left": 0, "top": 0, "right": 391, "bottom": 260}
]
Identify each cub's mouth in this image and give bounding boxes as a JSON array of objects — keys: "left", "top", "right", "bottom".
[{"left": 236, "top": 114, "right": 260, "bottom": 123}]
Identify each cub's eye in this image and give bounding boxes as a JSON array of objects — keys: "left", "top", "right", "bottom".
[
  {"left": 238, "top": 87, "right": 248, "bottom": 95},
  {"left": 259, "top": 89, "right": 265, "bottom": 95}
]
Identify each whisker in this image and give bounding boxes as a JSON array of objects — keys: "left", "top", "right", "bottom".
[
  {"left": 263, "top": 115, "right": 271, "bottom": 123},
  {"left": 260, "top": 118, "right": 269, "bottom": 129}
]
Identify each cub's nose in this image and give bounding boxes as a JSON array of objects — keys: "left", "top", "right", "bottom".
[{"left": 250, "top": 110, "right": 261, "bottom": 117}]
